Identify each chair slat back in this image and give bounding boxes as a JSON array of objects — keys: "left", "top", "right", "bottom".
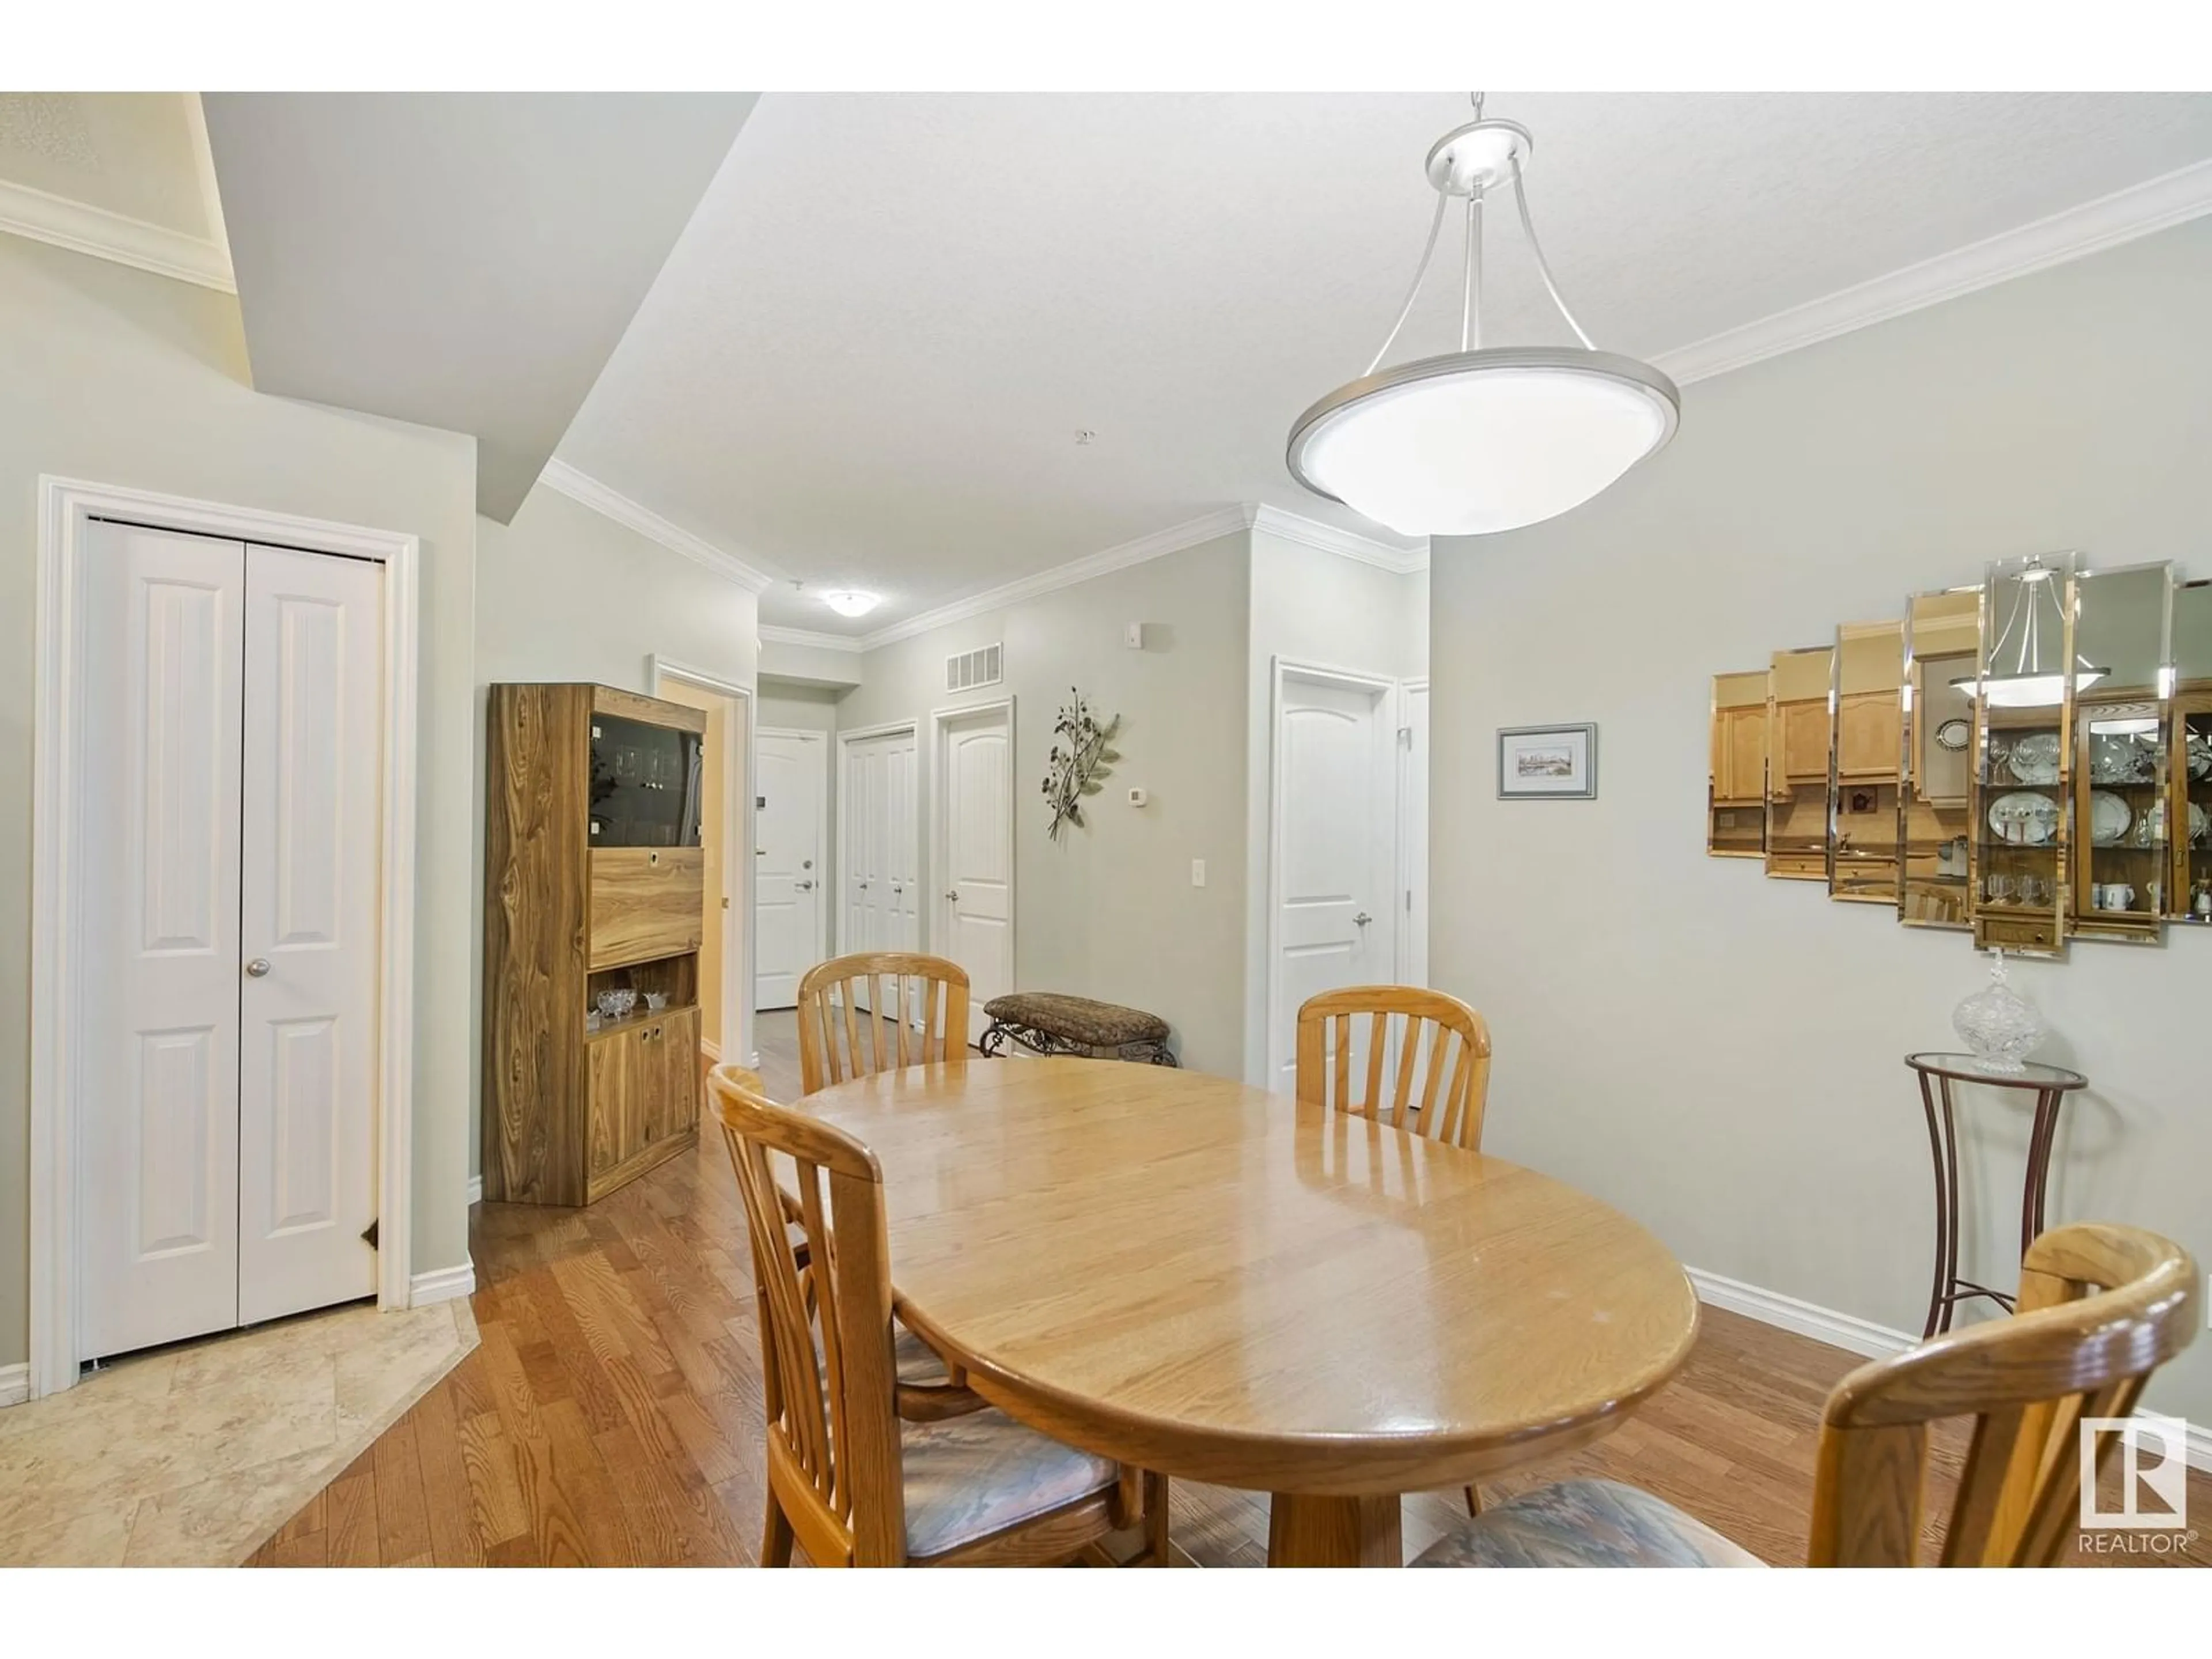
[
  {"left": 1294, "top": 986, "right": 1494, "bottom": 1150},
  {"left": 710, "top": 1066, "right": 906, "bottom": 1566},
  {"left": 1809, "top": 1222, "right": 2197, "bottom": 1567},
  {"left": 796, "top": 952, "right": 972, "bottom": 1096}
]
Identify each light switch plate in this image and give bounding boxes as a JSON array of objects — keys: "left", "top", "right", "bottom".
[
  {"left": 1190, "top": 858, "right": 1206, "bottom": 888},
  {"left": 1125, "top": 622, "right": 1145, "bottom": 649}
]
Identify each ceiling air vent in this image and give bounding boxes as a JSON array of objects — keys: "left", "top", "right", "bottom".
[{"left": 946, "top": 643, "right": 1003, "bottom": 694}]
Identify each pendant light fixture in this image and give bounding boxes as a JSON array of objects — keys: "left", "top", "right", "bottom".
[
  {"left": 1286, "top": 94, "right": 1680, "bottom": 538},
  {"left": 1951, "top": 554, "right": 2109, "bottom": 707}
]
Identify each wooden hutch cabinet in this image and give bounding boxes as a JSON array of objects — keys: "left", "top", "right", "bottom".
[{"left": 483, "top": 684, "right": 707, "bottom": 1206}]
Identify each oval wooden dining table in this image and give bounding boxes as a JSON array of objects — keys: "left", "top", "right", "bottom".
[{"left": 800, "top": 1056, "right": 1699, "bottom": 1566}]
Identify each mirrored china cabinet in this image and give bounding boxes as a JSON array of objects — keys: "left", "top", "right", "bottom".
[
  {"left": 2172, "top": 579, "right": 2212, "bottom": 926},
  {"left": 1900, "top": 586, "right": 1979, "bottom": 930},
  {"left": 1710, "top": 552, "right": 2207, "bottom": 960}
]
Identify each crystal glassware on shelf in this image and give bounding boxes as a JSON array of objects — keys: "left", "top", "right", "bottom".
[
  {"left": 1950, "top": 949, "right": 2047, "bottom": 1075},
  {"left": 595, "top": 987, "right": 637, "bottom": 1021}
]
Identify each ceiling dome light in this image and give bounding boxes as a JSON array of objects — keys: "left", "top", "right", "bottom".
[
  {"left": 820, "top": 590, "right": 879, "bottom": 618},
  {"left": 1287, "top": 96, "right": 1679, "bottom": 538}
]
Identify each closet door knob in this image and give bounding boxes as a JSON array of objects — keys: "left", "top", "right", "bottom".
[{"left": 245, "top": 958, "right": 272, "bottom": 978}]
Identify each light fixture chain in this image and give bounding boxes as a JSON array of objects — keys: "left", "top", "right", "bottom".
[
  {"left": 1509, "top": 151, "right": 1596, "bottom": 350},
  {"left": 1362, "top": 189, "right": 1450, "bottom": 378}
]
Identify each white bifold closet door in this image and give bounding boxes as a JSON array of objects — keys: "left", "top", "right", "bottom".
[{"left": 78, "top": 522, "right": 381, "bottom": 1361}]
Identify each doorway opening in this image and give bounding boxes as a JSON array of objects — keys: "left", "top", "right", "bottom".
[
  {"left": 650, "top": 660, "right": 754, "bottom": 1071},
  {"left": 931, "top": 699, "right": 1016, "bottom": 1048},
  {"left": 29, "top": 477, "right": 421, "bottom": 1400},
  {"left": 755, "top": 728, "right": 831, "bottom": 1011},
  {"left": 1264, "top": 659, "right": 1425, "bottom": 1094}
]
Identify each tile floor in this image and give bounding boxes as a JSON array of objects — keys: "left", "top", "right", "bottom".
[{"left": 0, "top": 1297, "right": 476, "bottom": 1566}]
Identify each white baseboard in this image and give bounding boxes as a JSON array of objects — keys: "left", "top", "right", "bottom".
[
  {"left": 699, "top": 1037, "right": 721, "bottom": 1063},
  {"left": 409, "top": 1263, "right": 477, "bottom": 1306},
  {"left": 1686, "top": 1266, "right": 1916, "bottom": 1361},
  {"left": 1688, "top": 1265, "right": 2212, "bottom": 1472},
  {"left": 465, "top": 1175, "right": 483, "bottom": 1206},
  {"left": 0, "top": 1362, "right": 28, "bottom": 1409}
]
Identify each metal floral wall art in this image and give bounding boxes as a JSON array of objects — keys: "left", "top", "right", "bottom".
[{"left": 1041, "top": 688, "right": 1120, "bottom": 841}]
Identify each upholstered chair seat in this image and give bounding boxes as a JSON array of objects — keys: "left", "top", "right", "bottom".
[
  {"left": 893, "top": 1322, "right": 956, "bottom": 1387},
  {"left": 901, "top": 1408, "right": 1120, "bottom": 1563},
  {"left": 1411, "top": 1479, "right": 1765, "bottom": 1569}
]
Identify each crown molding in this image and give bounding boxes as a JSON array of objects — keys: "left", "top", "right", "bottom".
[
  {"left": 1248, "top": 503, "right": 1428, "bottom": 573},
  {"left": 0, "top": 176, "right": 233, "bottom": 293},
  {"left": 851, "top": 505, "right": 1254, "bottom": 650},
  {"left": 759, "top": 623, "right": 866, "bottom": 654},
  {"left": 1656, "top": 156, "right": 2212, "bottom": 388},
  {"left": 536, "top": 460, "right": 778, "bottom": 594}
]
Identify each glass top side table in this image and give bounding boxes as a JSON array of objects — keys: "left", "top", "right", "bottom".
[{"left": 1904, "top": 1052, "right": 2088, "bottom": 1338}]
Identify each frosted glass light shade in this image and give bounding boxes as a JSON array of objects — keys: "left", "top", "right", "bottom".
[
  {"left": 1287, "top": 348, "right": 1680, "bottom": 537},
  {"left": 1952, "top": 669, "right": 2108, "bottom": 707}
]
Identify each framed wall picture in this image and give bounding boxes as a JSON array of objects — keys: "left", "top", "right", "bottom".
[{"left": 1498, "top": 722, "right": 1598, "bottom": 799}]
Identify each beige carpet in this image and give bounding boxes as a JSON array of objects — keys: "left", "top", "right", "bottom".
[{"left": 0, "top": 1297, "right": 477, "bottom": 1566}]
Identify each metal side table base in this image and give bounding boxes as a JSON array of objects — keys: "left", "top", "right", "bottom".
[{"left": 1905, "top": 1052, "right": 2086, "bottom": 1339}]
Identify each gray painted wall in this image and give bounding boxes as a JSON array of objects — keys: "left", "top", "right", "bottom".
[
  {"left": 834, "top": 535, "right": 1251, "bottom": 1075},
  {"left": 0, "top": 236, "right": 480, "bottom": 1364},
  {"left": 1428, "top": 218, "right": 2212, "bottom": 1429}
]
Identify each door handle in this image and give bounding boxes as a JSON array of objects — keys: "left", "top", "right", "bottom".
[
  {"left": 1353, "top": 912, "right": 1373, "bottom": 927},
  {"left": 245, "top": 957, "right": 272, "bottom": 978},
  {"left": 945, "top": 889, "right": 959, "bottom": 902},
  {"left": 794, "top": 879, "right": 814, "bottom": 891},
  {"left": 891, "top": 881, "right": 903, "bottom": 893}
]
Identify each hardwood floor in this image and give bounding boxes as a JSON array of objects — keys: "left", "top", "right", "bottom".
[{"left": 245, "top": 1012, "right": 2210, "bottom": 1568}]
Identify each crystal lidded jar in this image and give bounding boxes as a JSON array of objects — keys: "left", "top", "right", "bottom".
[{"left": 1952, "top": 949, "right": 2046, "bottom": 1074}]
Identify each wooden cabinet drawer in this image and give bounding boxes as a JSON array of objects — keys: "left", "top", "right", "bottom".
[{"left": 589, "top": 847, "right": 704, "bottom": 970}]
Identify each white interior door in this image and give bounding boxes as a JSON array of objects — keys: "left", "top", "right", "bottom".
[
  {"left": 1271, "top": 669, "right": 1398, "bottom": 1093},
  {"left": 843, "top": 736, "right": 882, "bottom": 956},
  {"left": 78, "top": 521, "right": 247, "bottom": 1359},
  {"left": 77, "top": 524, "right": 383, "bottom": 1361},
  {"left": 884, "top": 733, "right": 919, "bottom": 957},
  {"left": 1400, "top": 681, "right": 1430, "bottom": 986},
  {"left": 755, "top": 729, "right": 826, "bottom": 1010},
  {"left": 236, "top": 544, "right": 381, "bottom": 1327},
  {"left": 936, "top": 704, "right": 1012, "bottom": 1046},
  {"left": 840, "top": 730, "right": 917, "bottom": 1010}
]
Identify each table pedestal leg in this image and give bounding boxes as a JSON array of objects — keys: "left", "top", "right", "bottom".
[{"left": 1266, "top": 1494, "right": 1402, "bottom": 1566}]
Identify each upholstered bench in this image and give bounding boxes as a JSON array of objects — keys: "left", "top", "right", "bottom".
[{"left": 979, "top": 993, "right": 1178, "bottom": 1066}]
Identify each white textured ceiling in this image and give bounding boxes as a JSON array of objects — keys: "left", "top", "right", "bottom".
[
  {"left": 552, "top": 92, "right": 2210, "bottom": 633},
  {"left": 0, "top": 92, "right": 217, "bottom": 238},
  {"left": 204, "top": 93, "right": 756, "bottom": 520}
]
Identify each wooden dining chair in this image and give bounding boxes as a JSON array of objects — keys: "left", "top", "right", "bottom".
[
  {"left": 1296, "top": 986, "right": 1493, "bottom": 1150},
  {"left": 1411, "top": 1222, "right": 2199, "bottom": 1568},
  {"left": 710, "top": 1068, "right": 1169, "bottom": 1566},
  {"left": 1297, "top": 985, "right": 1494, "bottom": 1514},
  {"left": 796, "top": 952, "right": 972, "bottom": 1096}
]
